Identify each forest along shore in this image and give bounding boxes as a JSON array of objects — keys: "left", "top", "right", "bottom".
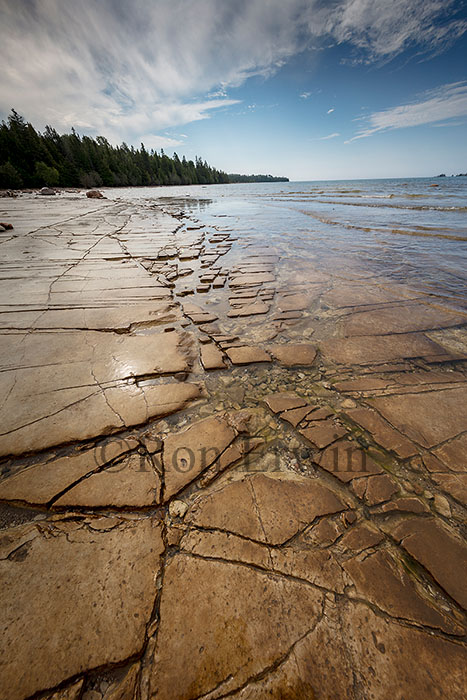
[{"left": 0, "top": 189, "right": 466, "bottom": 700}]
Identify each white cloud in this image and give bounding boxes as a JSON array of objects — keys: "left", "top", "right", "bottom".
[
  {"left": 430, "top": 121, "right": 465, "bottom": 128},
  {"left": 327, "top": 0, "right": 467, "bottom": 63},
  {"left": 208, "top": 88, "right": 228, "bottom": 98},
  {"left": 327, "top": 108, "right": 335, "bottom": 114},
  {"left": 348, "top": 81, "right": 467, "bottom": 141},
  {"left": 0, "top": 1, "right": 465, "bottom": 146},
  {"left": 320, "top": 132, "right": 340, "bottom": 140},
  {"left": 138, "top": 134, "right": 183, "bottom": 149},
  {"left": 300, "top": 92, "right": 312, "bottom": 99}
]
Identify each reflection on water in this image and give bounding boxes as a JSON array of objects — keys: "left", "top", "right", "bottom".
[
  {"left": 108, "top": 177, "right": 467, "bottom": 303},
  {"left": 156, "top": 196, "right": 213, "bottom": 212}
]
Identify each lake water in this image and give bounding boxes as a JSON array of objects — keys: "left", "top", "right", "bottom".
[{"left": 109, "top": 177, "right": 467, "bottom": 309}]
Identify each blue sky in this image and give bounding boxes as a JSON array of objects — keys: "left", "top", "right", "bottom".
[{"left": 1, "top": 0, "right": 467, "bottom": 180}]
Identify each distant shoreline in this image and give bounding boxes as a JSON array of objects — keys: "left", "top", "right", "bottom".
[
  {"left": 0, "top": 111, "right": 289, "bottom": 190},
  {"left": 1, "top": 180, "right": 291, "bottom": 197}
]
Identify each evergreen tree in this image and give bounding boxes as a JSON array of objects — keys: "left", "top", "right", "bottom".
[
  {"left": 0, "top": 161, "right": 23, "bottom": 189},
  {"left": 0, "top": 110, "right": 284, "bottom": 189},
  {"left": 34, "top": 161, "right": 60, "bottom": 187}
]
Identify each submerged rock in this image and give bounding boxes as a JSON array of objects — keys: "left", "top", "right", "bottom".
[{"left": 0, "top": 190, "right": 465, "bottom": 700}]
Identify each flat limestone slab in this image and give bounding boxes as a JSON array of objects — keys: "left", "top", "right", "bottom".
[
  {"left": 230, "top": 272, "right": 275, "bottom": 287},
  {"left": 0, "top": 516, "right": 163, "bottom": 700},
  {"left": 0, "top": 328, "right": 192, "bottom": 382},
  {"left": 263, "top": 393, "right": 308, "bottom": 413},
  {"left": 54, "top": 453, "right": 161, "bottom": 507},
  {"left": 277, "top": 291, "right": 318, "bottom": 312},
  {"left": 227, "top": 301, "right": 270, "bottom": 317},
  {"left": 342, "top": 549, "right": 462, "bottom": 635},
  {"left": 144, "top": 554, "right": 323, "bottom": 700},
  {"left": 343, "top": 303, "right": 466, "bottom": 336},
  {"left": 2, "top": 184, "right": 466, "bottom": 700},
  {"left": 386, "top": 517, "right": 467, "bottom": 609},
  {"left": 346, "top": 407, "right": 417, "bottom": 458},
  {"left": 321, "top": 333, "right": 459, "bottom": 365},
  {"left": 226, "top": 346, "right": 272, "bottom": 364},
  {"left": 163, "top": 414, "right": 237, "bottom": 499},
  {"left": 370, "top": 386, "right": 466, "bottom": 448},
  {"left": 200, "top": 343, "right": 227, "bottom": 370},
  {"left": 0, "top": 198, "right": 201, "bottom": 457},
  {"left": 0, "top": 438, "right": 137, "bottom": 505},
  {"left": 300, "top": 420, "right": 347, "bottom": 448},
  {"left": 0, "top": 301, "right": 179, "bottom": 332},
  {"left": 268, "top": 343, "right": 317, "bottom": 366},
  {"left": 432, "top": 433, "right": 467, "bottom": 472},
  {"left": 223, "top": 600, "right": 466, "bottom": 699},
  {"left": 187, "top": 472, "right": 345, "bottom": 545},
  {"left": 0, "top": 381, "right": 203, "bottom": 457}
]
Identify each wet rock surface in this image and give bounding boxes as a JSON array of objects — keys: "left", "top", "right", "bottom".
[{"left": 0, "top": 192, "right": 465, "bottom": 699}]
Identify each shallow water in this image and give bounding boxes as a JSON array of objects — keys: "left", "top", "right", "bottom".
[
  {"left": 109, "top": 177, "right": 467, "bottom": 305},
  {"left": 1, "top": 180, "right": 466, "bottom": 700}
]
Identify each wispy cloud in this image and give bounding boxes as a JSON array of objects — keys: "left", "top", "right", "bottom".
[
  {"left": 139, "top": 134, "right": 183, "bottom": 149},
  {"left": 430, "top": 120, "right": 465, "bottom": 128},
  {"left": 320, "top": 132, "right": 340, "bottom": 140},
  {"left": 208, "top": 88, "right": 228, "bottom": 98},
  {"left": 0, "top": 1, "right": 465, "bottom": 146},
  {"left": 330, "top": 0, "right": 467, "bottom": 63},
  {"left": 348, "top": 81, "right": 467, "bottom": 141},
  {"left": 300, "top": 92, "right": 312, "bottom": 99},
  {"left": 327, "top": 108, "right": 335, "bottom": 114}
]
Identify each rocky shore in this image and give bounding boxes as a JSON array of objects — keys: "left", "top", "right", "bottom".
[{"left": 0, "top": 190, "right": 465, "bottom": 699}]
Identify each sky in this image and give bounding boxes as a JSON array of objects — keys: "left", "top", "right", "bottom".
[{"left": 1, "top": 0, "right": 467, "bottom": 180}]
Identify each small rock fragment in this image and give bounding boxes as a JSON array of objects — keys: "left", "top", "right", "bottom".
[
  {"left": 169, "top": 500, "right": 188, "bottom": 519},
  {"left": 434, "top": 494, "right": 451, "bottom": 517},
  {"left": 200, "top": 343, "right": 226, "bottom": 370},
  {"left": 264, "top": 393, "right": 308, "bottom": 413}
]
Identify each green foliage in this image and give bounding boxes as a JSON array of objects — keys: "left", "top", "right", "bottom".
[
  {"left": 0, "top": 110, "right": 230, "bottom": 189},
  {"left": 227, "top": 173, "right": 289, "bottom": 183},
  {"left": 34, "top": 161, "right": 60, "bottom": 187},
  {"left": 0, "top": 161, "right": 23, "bottom": 189}
]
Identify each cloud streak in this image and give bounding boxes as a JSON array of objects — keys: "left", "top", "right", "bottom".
[
  {"left": 0, "top": 1, "right": 465, "bottom": 145},
  {"left": 348, "top": 82, "right": 467, "bottom": 141},
  {"left": 320, "top": 133, "right": 340, "bottom": 140}
]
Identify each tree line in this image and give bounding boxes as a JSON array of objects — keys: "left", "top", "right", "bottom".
[
  {"left": 0, "top": 111, "right": 289, "bottom": 189},
  {"left": 228, "top": 173, "right": 289, "bottom": 182},
  {"left": 0, "top": 110, "right": 230, "bottom": 189}
]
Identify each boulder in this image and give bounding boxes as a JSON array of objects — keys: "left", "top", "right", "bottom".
[
  {"left": 39, "top": 187, "right": 56, "bottom": 195},
  {"left": 0, "top": 222, "right": 13, "bottom": 230},
  {"left": 86, "top": 189, "right": 105, "bottom": 198}
]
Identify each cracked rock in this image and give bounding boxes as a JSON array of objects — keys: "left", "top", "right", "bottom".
[{"left": 0, "top": 516, "right": 163, "bottom": 700}]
